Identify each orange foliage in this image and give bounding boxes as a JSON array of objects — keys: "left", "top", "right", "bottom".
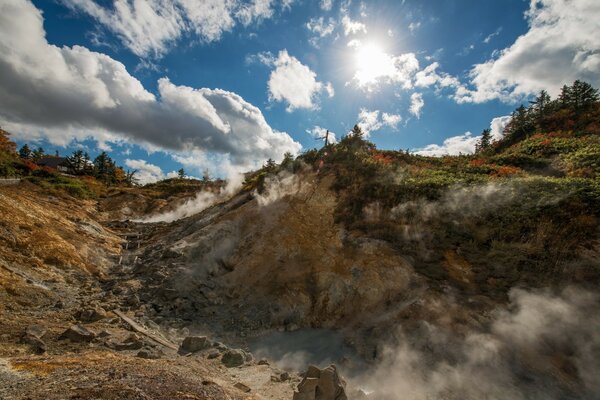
[
  {"left": 22, "top": 159, "right": 39, "bottom": 172},
  {"left": 492, "top": 165, "right": 522, "bottom": 177},
  {"left": 469, "top": 159, "right": 485, "bottom": 167},
  {"left": 372, "top": 152, "right": 394, "bottom": 165}
]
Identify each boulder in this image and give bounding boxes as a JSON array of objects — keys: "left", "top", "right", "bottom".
[
  {"left": 221, "top": 349, "right": 246, "bottom": 368},
  {"left": 109, "top": 333, "right": 144, "bottom": 350},
  {"left": 77, "top": 306, "right": 107, "bottom": 322},
  {"left": 59, "top": 325, "right": 96, "bottom": 342},
  {"left": 179, "top": 336, "right": 210, "bottom": 354},
  {"left": 293, "top": 365, "right": 347, "bottom": 400},
  {"left": 21, "top": 325, "right": 47, "bottom": 353}
]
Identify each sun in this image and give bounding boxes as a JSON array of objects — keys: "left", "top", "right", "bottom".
[{"left": 354, "top": 42, "right": 395, "bottom": 87}]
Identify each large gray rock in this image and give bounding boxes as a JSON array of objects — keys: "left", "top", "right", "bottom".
[
  {"left": 221, "top": 349, "right": 246, "bottom": 368},
  {"left": 293, "top": 365, "right": 347, "bottom": 400},
  {"left": 179, "top": 336, "right": 210, "bottom": 354},
  {"left": 59, "top": 325, "right": 96, "bottom": 342}
]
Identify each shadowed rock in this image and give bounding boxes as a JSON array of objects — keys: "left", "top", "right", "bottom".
[
  {"left": 293, "top": 365, "right": 347, "bottom": 400},
  {"left": 59, "top": 325, "right": 96, "bottom": 342}
]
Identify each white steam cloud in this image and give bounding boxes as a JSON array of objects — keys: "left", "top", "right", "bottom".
[{"left": 355, "top": 286, "right": 600, "bottom": 399}]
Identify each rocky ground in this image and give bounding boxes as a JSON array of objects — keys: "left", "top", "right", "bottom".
[
  {"left": 2, "top": 170, "right": 599, "bottom": 399},
  {"left": 0, "top": 183, "right": 320, "bottom": 400}
]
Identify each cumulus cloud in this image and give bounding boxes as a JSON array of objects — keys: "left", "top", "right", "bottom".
[
  {"left": 350, "top": 41, "right": 420, "bottom": 91},
  {"left": 490, "top": 115, "right": 512, "bottom": 141},
  {"left": 0, "top": 0, "right": 301, "bottom": 170},
  {"left": 415, "top": 62, "right": 461, "bottom": 89},
  {"left": 341, "top": 15, "right": 367, "bottom": 36},
  {"left": 63, "top": 0, "right": 284, "bottom": 58},
  {"left": 409, "top": 93, "right": 424, "bottom": 118},
  {"left": 414, "top": 115, "right": 511, "bottom": 156},
  {"left": 266, "top": 50, "right": 333, "bottom": 111},
  {"left": 308, "top": 126, "right": 337, "bottom": 144},
  {"left": 124, "top": 159, "right": 178, "bottom": 184},
  {"left": 456, "top": 0, "right": 600, "bottom": 103},
  {"left": 414, "top": 132, "right": 479, "bottom": 156},
  {"left": 357, "top": 109, "right": 401, "bottom": 137}
]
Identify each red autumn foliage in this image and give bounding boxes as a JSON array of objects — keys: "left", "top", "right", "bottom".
[
  {"left": 492, "top": 165, "right": 522, "bottom": 177},
  {"left": 469, "top": 159, "right": 486, "bottom": 167},
  {"left": 372, "top": 152, "right": 394, "bottom": 165},
  {"left": 22, "top": 159, "right": 39, "bottom": 172}
]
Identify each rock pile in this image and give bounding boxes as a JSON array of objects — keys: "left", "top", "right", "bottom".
[{"left": 293, "top": 365, "right": 347, "bottom": 400}]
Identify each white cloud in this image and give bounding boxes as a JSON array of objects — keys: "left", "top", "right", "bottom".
[
  {"left": 456, "top": 0, "right": 600, "bottom": 103},
  {"left": 124, "top": 158, "right": 178, "bottom": 184},
  {"left": 357, "top": 109, "right": 401, "bottom": 137},
  {"left": 351, "top": 42, "right": 420, "bottom": 91},
  {"left": 306, "top": 16, "right": 336, "bottom": 37},
  {"left": 382, "top": 112, "right": 402, "bottom": 127},
  {"left": 308, "top": 126, "right": 337, "bottom": 144},
  {"left": 409, "top": 93, "right": 424, "bottom": 118},
  {"left": 0, "top": 0, "right": 301, "bottom": 170},
  {"left": 490, "top": 115, "right": 512, "bottom": 141},
  {"left": 235, "top": 0, "right": 274, "bottom": 26},
  {"left": 415, "top": 62, "right": 461, "bottom": 89},
  {"left": 63, "top": 0, "right": 284, "bottom": 58},
  {"left": 320, "top": 0, "right": 333, "bottom": 11},
  {"left": 414, "top": 132, "right": 479, "bottom": 157},
  {"left": 266, "top": 50, "right": 333, "bottom": 111},
  {"left": 306, "top": 16, "right": 336, "bottom": 48},
  {"left": 414, "top": 115, "right": 512, "bottom": 157},
  {"left": 325, "top": 82, "right": 335, "bottom": 97},
  {"left": 408, "top": 21, "right": 421, "bottom": 32},
  {"left": 483, "top": 27, "right": 502, "bottom": 44},
  {"left": 341, "top": 15, "right": 367, "bottom": 36}
]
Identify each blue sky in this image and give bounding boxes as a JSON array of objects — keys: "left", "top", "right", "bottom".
[{"left": 1, "top": 0, "right": 598, "bottom": 182}]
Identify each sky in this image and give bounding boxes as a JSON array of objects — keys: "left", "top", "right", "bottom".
[{"left": 0, "top": 0, "right": 599, "bottom": 183}]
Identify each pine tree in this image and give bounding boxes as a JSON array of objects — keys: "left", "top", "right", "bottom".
[
  {"left": 93, "top": 151, "right": 116, "bottom": 183},
  {"left": 529, "top": 90, "right": 553, "bottom": 129},
  {"left": 19, "top": 144, "right": 32, "bottom": 159},
  {"left": 178, "top": 168, "right": 186, "bottom": 179},
  {"left": 475, "top": 129, "right": 492, "bottom": 152},
  {"left": 571, "top": 80, "right": 599, "bottom": 112},
  {"left": 351, "top": 124, "right": 364, "bottom": 137},
  {"left": 67, "top": 150, "right": 86, "bottom": 174},
  {"left": 32, "top": 147, "right": 45, "bottom": 162},
  {"left": 264, "top": 158, "right": 276, "bottom": 171},
  {"left": 280, "top": 152, "right": 294, "bottom": 170}
]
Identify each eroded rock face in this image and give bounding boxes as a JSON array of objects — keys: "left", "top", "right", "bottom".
[{"left": 293, "top": 365, "right": 347, "bottom": 400}]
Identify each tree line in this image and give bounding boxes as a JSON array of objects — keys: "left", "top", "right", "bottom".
[{"left": 475, "top": 80, "right": 599, "bottom": 153}]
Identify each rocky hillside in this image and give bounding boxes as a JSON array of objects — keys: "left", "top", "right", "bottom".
[{"left": 1, "top": 86, "right": 599, "bottom": 399}]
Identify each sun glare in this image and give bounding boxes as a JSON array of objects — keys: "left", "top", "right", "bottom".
[{"left": 354, "top": 42, "right": 395, "bottom": 87}]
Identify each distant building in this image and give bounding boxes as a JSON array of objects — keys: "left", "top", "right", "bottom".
[{"left": 37, "top": 156, "right": 70, "bottom": 173}]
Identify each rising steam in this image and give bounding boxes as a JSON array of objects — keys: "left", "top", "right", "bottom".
[{"left": 354, "top": 287, "right": 600, "bottom": 399}]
